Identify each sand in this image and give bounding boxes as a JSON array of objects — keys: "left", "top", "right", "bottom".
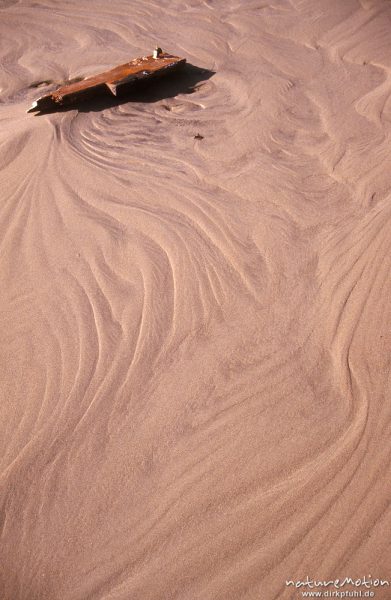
[{"left": 1, "top": 0, "right": 391, "bottom": 599}]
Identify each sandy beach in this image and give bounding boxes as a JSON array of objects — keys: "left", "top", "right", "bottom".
[{"left": 1, "top": 0, "right": 391, "bottom": 598}]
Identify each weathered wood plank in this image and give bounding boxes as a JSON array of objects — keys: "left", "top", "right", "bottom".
[{"left": 27, "top": 51, "right": 186, "bottom": 113}]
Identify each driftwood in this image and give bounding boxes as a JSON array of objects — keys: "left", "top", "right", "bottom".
[{"left": 27, "top": 51, "right": 186, "bottom": 113}]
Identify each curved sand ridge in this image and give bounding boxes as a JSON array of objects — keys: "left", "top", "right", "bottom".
[{"left": 1, "top": 1, "right": 391, "bottom": 599}]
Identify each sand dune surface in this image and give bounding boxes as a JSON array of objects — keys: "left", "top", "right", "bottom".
[{"left": 1, "top": 1, "right": 391, "bottom": 599}]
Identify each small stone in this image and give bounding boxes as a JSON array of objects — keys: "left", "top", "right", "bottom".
[{"left": 153, "top": 47, "right": 163, "bottom": 59}]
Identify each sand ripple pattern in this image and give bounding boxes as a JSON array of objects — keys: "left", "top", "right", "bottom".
[{"left": 1, "top": 1, "right": 391, "bottom": 599}]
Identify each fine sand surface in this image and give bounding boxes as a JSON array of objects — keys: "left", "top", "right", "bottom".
[{"left": 1, "top": 1, "right": 391, "bottom": 599}]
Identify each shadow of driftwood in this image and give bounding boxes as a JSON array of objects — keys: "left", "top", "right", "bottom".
[{"left": 33, "top": 64, "right": 214, "bottom": 115}]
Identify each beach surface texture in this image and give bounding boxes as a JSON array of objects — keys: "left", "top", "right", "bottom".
[{"left": 1, "top": 1, "right": 391, "bottom": 599}]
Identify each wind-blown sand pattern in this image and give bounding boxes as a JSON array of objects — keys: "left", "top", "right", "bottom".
[{"left": 1, "top": 1, "right": 391, "bottom": 598}]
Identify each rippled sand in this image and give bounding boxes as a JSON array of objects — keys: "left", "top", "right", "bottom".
[{"left": 1, "top": 1, "right": 391, "bottom": 599}]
